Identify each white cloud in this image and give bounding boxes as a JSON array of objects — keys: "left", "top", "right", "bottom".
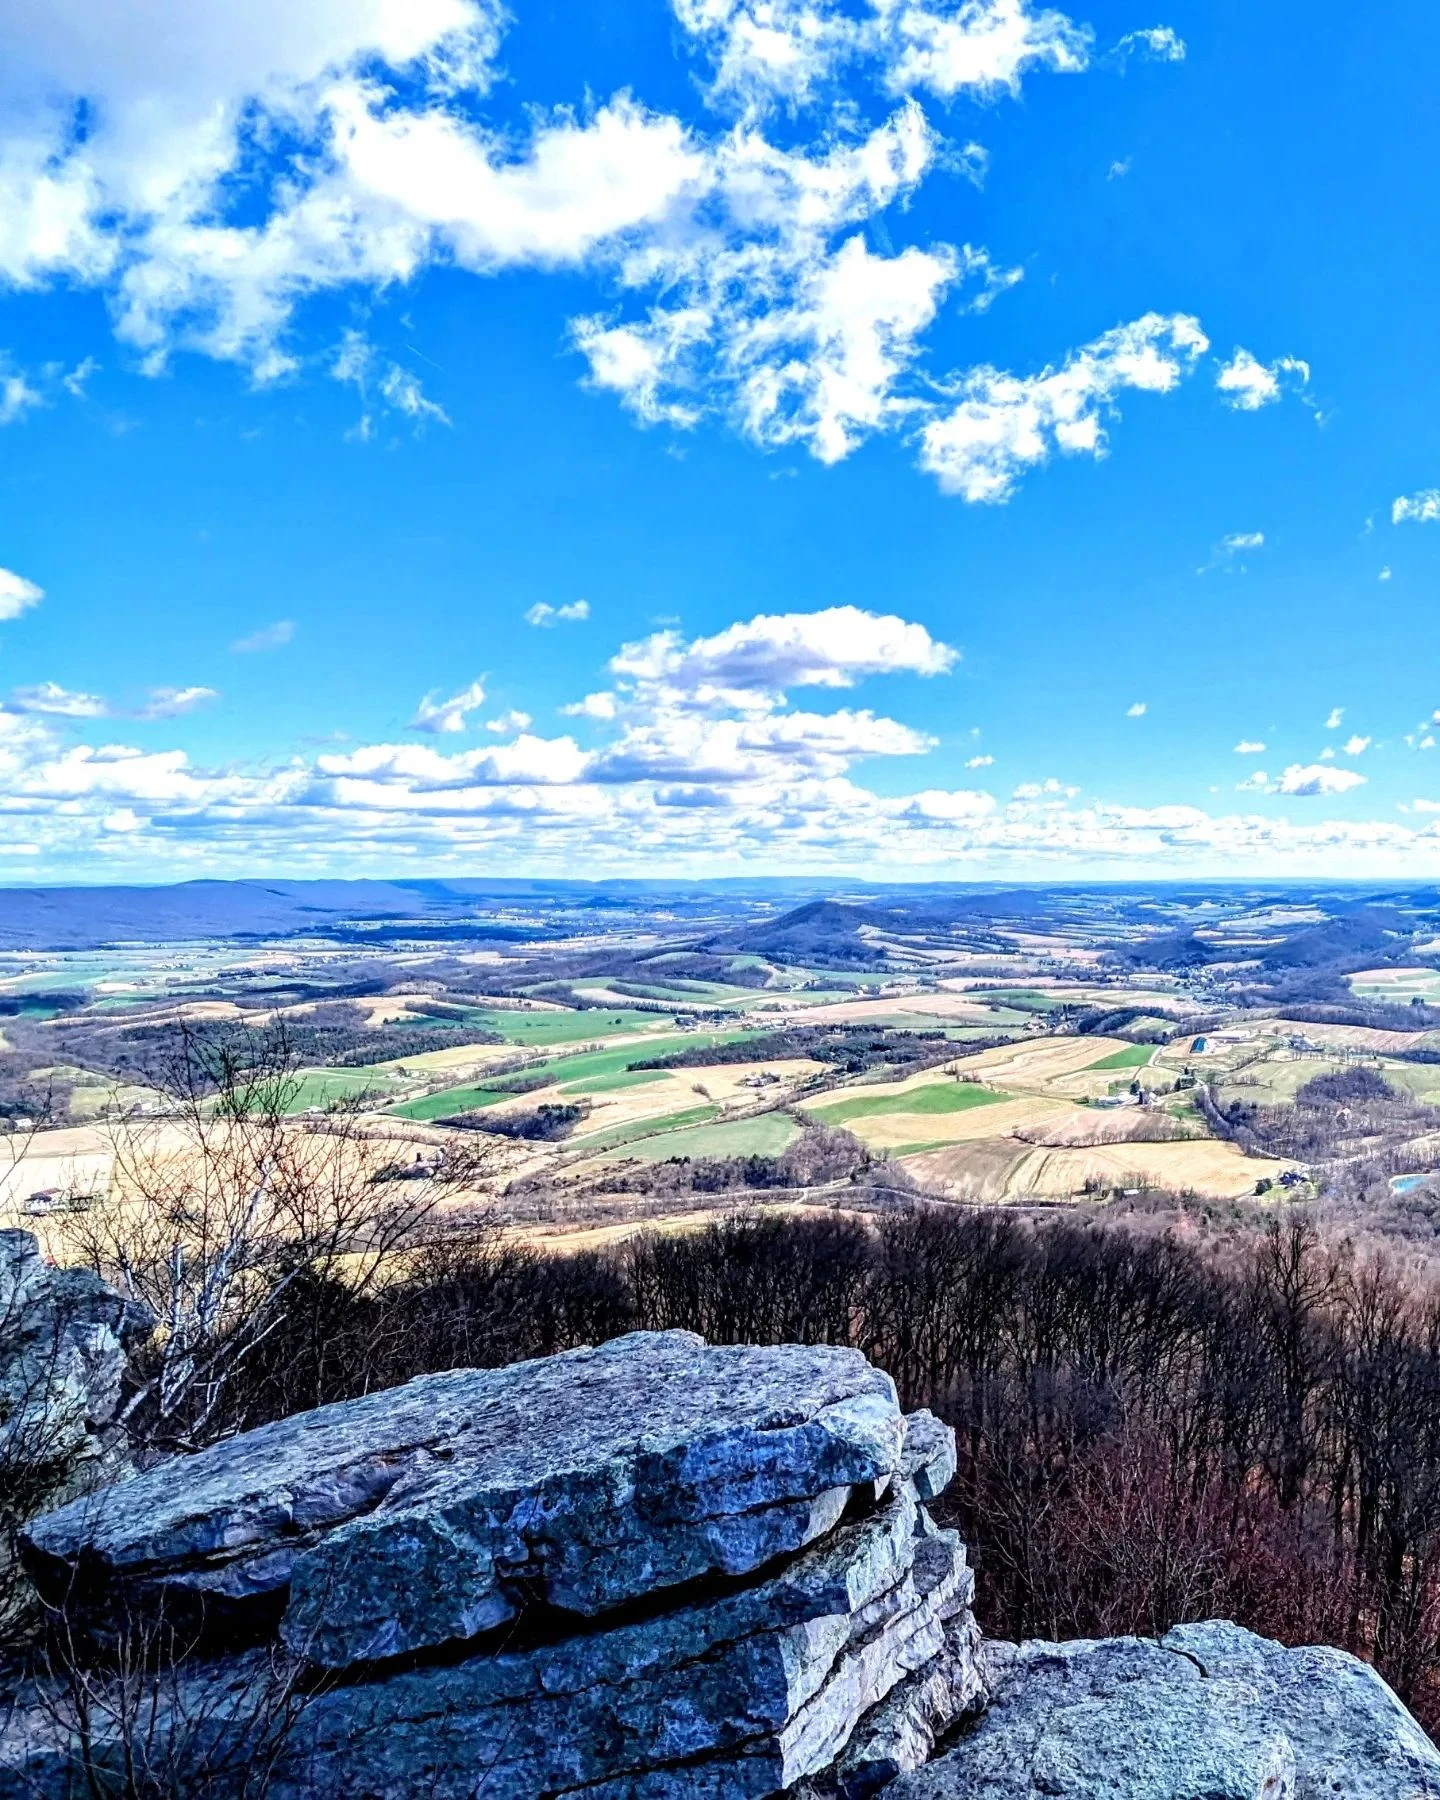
[
  {"left": 0, "top": 365, "right": 43, "bottom": 426},
  {"left": 485, "top": 710, "right": 532, "bottom": 734},
  {"left": 672, "top": 0, "right": 1092, "bottom": 115},
  {"left": 611, "top": 604, "right": 956, "bottom": 704},
  {"left": 1223, "top": 531, "right": 1264, "bottom": 553},
  {"left": 1233, "top": 740, "right": 1266, "bottom": 755},
  {"left": 333, "top": 331, "right": 449, "bottom": 436},
  {"left": 410, "top": 678, "right": 488, "bottom": 734},
  {"left": 1394, "top": 491, "right": 1440, "bottom": 525},
  {"left": 1215, "top": 348, "right": 1312, "bottom": 412},
  {"left": 876, "top": 0, "right": 1092, "bottom": 102},
  {"left": 918, "top": 312, "right": 1209, "bottom": 502},
  {"left": 1343, "top": 735, "right": 1371, "bottom": 756},
  {"left": 562, "top": 692, "right": 620, "bottom": 721},
  {"left": 132, "top": 685, "right": 217, "bottom": 719},
  {"left": 965, "top": 752, "right": 994, "bottom": 767},
  {"left": 573, "top": 106, "right": 1018, "bottom": 467},
  {"left": 7, "top": 682, "right": 107, "bottom": 718},
  {"left": 1236, "top": 770, "right": 1269, "bottom": 791},
  {"left": 1379, "top": 566, "right": 1392, "bottom": 581},
  {"left": 230, "top": 620, "right": 295, "bottom": 653},
  {"left": 1126, "top": 701, "right": 1146, "bottom": 717},
  {"left": 1325, "top": 706, "right": 1344, "bottom": 730},
  {"left": 1113, "top": 26, "right": 1185, "bottom": 62},
  {"left": 525, "top": 600, "right": 591, "bottom": 627},
  {"left": 1014, "top": 777, "right": 1079, "bottom": 799},
  {"left": 1107, "top": 158, "right": 1131, "bottom": 180},
  {"left": 1276, "top": 762, "right": 1366, "bottom": 797},
  {"left": 0, "top": 567, "right": 43, "bottom": 621}
]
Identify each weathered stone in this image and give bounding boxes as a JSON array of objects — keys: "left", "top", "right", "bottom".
[
  {"left": 0, "top": 1229, "right": 152, "bottom": 1495},
  {"left": 896, "top": 1411, "right": 955, "bottom": 1506},
  {"left": 827, "top": 1612, "right": 986, "bottom": 1797},
  {"left": 0, "top": 1483, "right": 973, "bottom": 1800},
  {"left": 888, "top": 1623, "right": 1440, "bottom": 1800},
  {"left": 23, "top": 1331, "right": 905, "bottom": 1664}
]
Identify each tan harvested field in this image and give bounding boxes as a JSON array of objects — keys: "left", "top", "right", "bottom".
[
  {"left": 1010, "top": 1108, "right": 1194, "bottom": 1147},
  {"left": 559, "top": 1058, "right": 824, "bottom": 1140},
  {"left": 905, "top": 1135, "right": 1290, "bottom": 1202},
  {"left": 1270, "top": 1018, "right": 1440, "bottom": 1055},
  {"left": 775, "top": 993, "right": 1006, "bottom": 1027},
  {"left": 825, "top": 1095, "right": 1075, "bottom": 1153},
  {"left": 956, "top": 1035, "right": 1134, "bottom": 1086}
]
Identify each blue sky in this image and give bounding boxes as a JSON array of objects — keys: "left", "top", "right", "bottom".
[{"left": 2, "top": 0, "right": 1439, "bottom": 881}]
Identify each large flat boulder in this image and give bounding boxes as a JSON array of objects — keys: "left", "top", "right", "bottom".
[
  {"left": 888, "top": 1622, "right": 1440, "bottom": 1800},
  {"left": 0, "top": 1461, "right": 981, "bottom": 1800},
  {"left": 23, "top": 1331, "right": 907, "bottom": 1666}
]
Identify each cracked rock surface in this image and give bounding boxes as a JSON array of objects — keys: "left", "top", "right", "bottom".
[
  {"left": 888, "top": 1622, "right": 1440, "bottom": 1800},
  {"left": 24, "top": 1330, "right": 906, "bottom": 1663},
  {"left": 6, "top": 1332, "right": 983, "bottom": 1799}
]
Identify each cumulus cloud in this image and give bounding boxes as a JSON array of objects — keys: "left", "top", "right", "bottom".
[
  {"left": 410, "top": 678, "right": 487, "bottom": 734},
  {"left": 1126, "top": 701, "right": 1146, "bottom": 717},
  {"left": 1325, "top": 707, "right": 1344, "bottom": 730},
  {"left": 230, "top": 620, "right": 295, "bottom": 653},
  {"left": 1215, "top": 349, "right": 1312, "bottom": 412},
  {"left": 1233, "top": 740, "right": 1266, "bottom": 755},
  {"left": 611, "top": 605, "right": 957, "bottom": 706},
  {"left": 485, "top": 710, "right": 532, "bottom": 734},
  {"left": 7, "top": 682, "right": 107, "bottom": 718},
  {"left": 1394, "top": 491, "right": 1440, "bottom": 525},
  {"left": 562, "top": 692, "right": 620, "bottom": 721},
  {"left": 525, "top": 600, "right": 590, "bottom": 628},
  {"left": 0, "top": 568, "right": 43, "bottom": 621},
  {"left": 572, "top": 107, "right": 1020, "bottom": 467},
  {"left": 1343, "top": 735, "right": 1371, "bottom": 756},
  {"left": 918, "top": 312, "right": 1209, "bottom": 502},
  {"left": 965, "top": 752, "right": 994, "bottom": 767},
  {"left": 1276, "top": 763, "right": 1366, "bottom": 797}
]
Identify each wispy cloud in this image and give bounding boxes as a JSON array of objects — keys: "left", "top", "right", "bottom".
[
  {"left": 1215, "top": 349, "right": 1313, "bottom": 413},
  {"left": 1126, "top": 701, "right": 1147, "bottom": 717},
  {"left": 230, "top": 621, "right": 295, "bottom": 654},
  {"left": 526, "top": 600, "right": 591, "bottom": 628},
  {"left": 411, "top": 680, "right": 488, "bottom": 735},
  {"left": 135, "top": 686, "right": 217, "bottom": 719}
]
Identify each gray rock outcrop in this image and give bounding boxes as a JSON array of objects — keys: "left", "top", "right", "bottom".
[
  {"left": 0, "top": 1229, "right": 151, "bottom": 1499},
  {"left": 6, "top": 1331, "right": 984, "bottom": 1798},
  {"left": 889, "top": 1622, "right": 1440, "bottom": 1800}
]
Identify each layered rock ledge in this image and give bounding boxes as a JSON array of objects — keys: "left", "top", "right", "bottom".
[
  {"left": 6, "top": 1327, "right": 1439, "bottom": 1799},
  {"left": 7, "top": 1331, "right": 983, "bottom": 1797}
]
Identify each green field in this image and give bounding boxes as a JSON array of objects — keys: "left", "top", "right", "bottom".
[
  {"left": 598, "top": 1111, "right": 803, "bottom": 1163},
  {"left": 284, "top": 1069, "right": 401, "bottom": 1113},
  {"left": 390, "top": 1084, "right": 511, "bottom": 1121},
  {"left": 808, "top": 1080, "right": 1004, "bottom": 1126},
  {"left": 560, "top": 1067, "right": 671, "bottom": 1096},
  {"left": 1086, "top": 1045, "right": 1157, "bottom": 1071},
  {"left": 463, "top": 1007, "right": 668, "bottom": 1047},
  {"left": 517, "top": 1029, "right": 760, "bottom": 1091},
  {"left": 570, "top": 1104, "right": 721, "bottom": 1152}
]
